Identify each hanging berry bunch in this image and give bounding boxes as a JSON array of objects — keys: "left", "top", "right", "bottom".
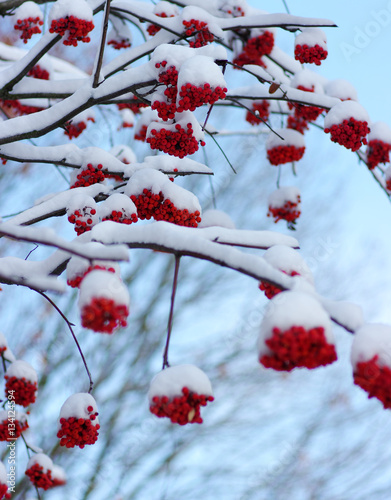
[
  {"left": 57, "top": 393, "right": 100, "bottom": 448},
  {"left": 64, "top": 110, "right": 95, "bottom": 139},
  {"left": 70, "top": 163, "right": 105, "bottom": 188},
  {"left": 234, "top": 28, "right": 275, "bottom": 68},
  {"left": 49, "top": 0, "right": 94, "bottom": 46},
  {"left": 0, "top": 410, "right": 28, "bottom": 441},
  {"left": 99, "top": 193, "right": 138, "bottom": 225},
  {"left": 246, "top": 100, "right": 270, "bottom": 126},
  {"left": 147, "top": 1, "right": 179, "bottom": 36},
  {"left": 365, "top": 122, "right": 391, "bottom": 170},
  {"left": 267, "top": 186, "right": 301, "bottom": 229},
  {"left": 294, "top": 28, "right": 328, "bottom": 65},
  {"left": 4, "top": 360, "right": 38, "bottom": 407},
  {"left": 258, "top": 291, "right": 338, "bottom": 371},
  {"left": 66, "top": 194, "right": 99, "bottom": 235},
  {"left": 13, "top": 1, "right": 44, "bottom": 43},
  {"left": 149, "top": 365, "right": 214, "bottom": 425},
  {"left": 266, "top": 129, "right": 306, "bottom": 166},
  {"left": 25, "top": 454, "right": 55, "bottom": 491},
  {"left": 324, "top": 101, "right": 370, "bottom": 152}
]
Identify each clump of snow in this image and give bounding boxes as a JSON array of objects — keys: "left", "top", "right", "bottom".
[
  {"left": 198, "top": 209, "right": 235, "bottom": 229},
  {"left": 110, "top": 145, "right": 137, "bottom": 164},
  {"left": 291, "top": 68, "right": 325, "bottom": 93},
  {"left": 51, "top": 464, "right": 66, "bottom": 484},
  {"left": 66, "top": 193, "right": 99, "bottom": 218},
  {"left": 266, "top": 129, "right": 305, "bottom": 150},
  {"left": 324, "top": 100, "right": 370, "bottom": 128},
  {"left": 177, "top": 55, "right": 227, "bottom": 89},
  {"left": 6, "top": 360, "right": 37, "bottom": 383},
  {"left": 78, "top": 269, "right": 130, "bottom": 309},
  {"left": 59, "top": 393, "right": 98, "bottom": 421},
  {"left": 153, "top": 1, "right": 179, "bottom": 17},
  {"left": 295, "top": 28, "right": 327, "bottom": 50},
  {"left": 125, "top": 168, "right": 201, "bottom": 213},
  {"left": 49, "top": 0, "right": 93, "bottom": 23},
  {"left": 368, "top": 121, "right": 391, "bottom": 143},
  {"left": 98, "top": 193, "right": 137, "bottom": 219},
  {"left": 14, "top": 1, "right": 43, "bottom": 21},
  {"left": 108, "top": 15, "right": 132, "bottom": 45},
  {"left": 258, "top": 291, "right": 334, "bottom": 357},
  {"left": 351, "top": 323, "right": 391, "bottom": 369},
  {"left": 26, "top": 453, "right": 53, "bottom": 473},
  {"left": 66, "top": 242, "right": 120, "bottom": 282},
  {"left": 0, "top": 409, "right": 27, "bottom": 425},
  {"left": 119, "top": 108, "right": 135, "bottom": 127},
  {"left": 151, "top": 44, "right": 194, "bottom": 72},
  {"left": 148, "top": 364, "right": 213, "bottom": 402},
  {"left": 268, "top": 186, "right": 300, "bottom": 208},
  {"left": 262, "top": 245, "right": 314, "bottom": 284},
  {"left": 324, "top": 79, "right": 358, "bottom": 101}
]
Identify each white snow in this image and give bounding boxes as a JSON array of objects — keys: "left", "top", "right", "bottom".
[
  {"left": 14, "top": 1, "right": 43, "bottom": 21},
  {"left": 324, "top": 100, "right": 370, "bottom": 128},
  {"left": 258, "top": 290, "right": 334, "bottom": 357},
  {"left": 98, "top": 193, "right": 137, "bottom": 219},
  {"left": 51, "top": 464, "right": 66, "bottom": 483},
  {"left": 181, "top": 5, "right": 224, "bottom": 39},
  {"left": 26, "top": 453, "right": 53, "bottom": 473},
  {"left": 153, "top": 1, "right": 179, "bottom": 17},
  {"left": 6, "top": 360, "right": 37, "bottom": 383},
  {"left": 268, "top": 186, "right": 301, "bottom": 208},
  {"left": 49, "top": 0, "right": 93, "bottom": 23},
  {"left": 368, "top": 121, "right": 391, "bottom": 143},
  {"left": 262, "top": 245, "right": 313, "bottom": 284},
  {"left": 110, "top": 145, "right": 137, "bottom": 164},
  {"left": 351, "top": 323, "right": 391, "bottom": 368},
  {"left": 290, "top": 69, "right": 325, "bottom": 94},
  {"left": 0, "top": 409, "right": 27, "bottom": 426},
  {"left": 66, "top": 242, "right": 120, "bottom": 282},
  {"left": 148, "top": 364, "right": 213, "bottom": 401},
  {"left": 119, "top": 108, "right": 135, "bottom": 127},
  {"left": 266, "top": 129, "right": 305, "bottom": 150},
  {"left": 295, "top": 28, "right": 327, "bottom": 50},
  {"left": 324, "top": 79, "right": 358, "bottom": 102},
  {"left": 125, "top": 168, "right": 202, "bottom": 213},
  {"left": 59, "top": 392, "right": 99, "bottom": 421},
  {"left": 198, "top": 209, "right": 235, "bottom": 229},
  {"left": 177, "top": 55, "right": 227, "bottom": 89},
  {"left": 78, "top": 269, "right": 130, "bottom": 309}
]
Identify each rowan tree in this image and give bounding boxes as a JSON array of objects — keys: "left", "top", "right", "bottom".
[{"left": 0, "top": 0, "right": 390, "bottom": 499}]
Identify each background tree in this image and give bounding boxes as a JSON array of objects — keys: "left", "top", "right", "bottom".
[{"left": 0, "top": 1, "right": 391, "bottom": 499}]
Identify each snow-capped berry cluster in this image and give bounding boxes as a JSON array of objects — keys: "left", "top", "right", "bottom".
[
  {"left": 183, "top": 19, "right": 214, "bottom": 47},
  {"left": 258, "top": 292, "right": 337, "bottom": 371},
  {"left": 25, "top": 454, "right": 54, "bottom": 491},
  {"left": 28, "top": 65, "right": 50, "bottom": 80},
  {"left": 79, "top": 270, "right": 130, "bottom": 334},
  {"left": 219, "top": 0, "right": 246, "bottom": 17},
  {"left": 126, "top": 169, "right": 202, "bottom": 227},
  {"left": 49, "top": 16, "right": 94, "bottom": 46},
  {"left": 66, "top": 194, "right": 99, "bottom": 235},
  {"left": 234, "top": 30, "right": 274, "bottom": 68},
  {"left": 0, "top": 410, "right": 28, "bottom": 441},
  {"left": 266, "top": 129, "right": 306, "bottom": 166},
  {"left": 351, "top": 324, "right": 391, "bottom": 409},
  {"left": 14, "top": 1, "right": 43, "bottom": 43},
  {"left": 64, "top": 112, "right": 95, "bottom": 139},
  {"left": 289, "top": 85, "right": 323, "bottom": 122},
  {"left": 70, "top": 164, "right": 105, "bottom": 188},
  {"left": 365, "top": 122, "right": 391, "bottom": 169},
  {"left": 5, "top": 360, "right": 38, "bottom": 407},
  {"left": 147, "top": 121, "right": 204, "bottom": 158},
  {"left": 267, "top": 186, "right": 301, "bottom": 227},
  {"left": 294, "top": 28, "right": 328, "bottom": 65},
  {"left": 57, "top": 393, "right": 100, "bottom": 448},
  {"left": 324, "top": 101, "right": 371, "bottom": 152},
  {"left": 67, "top": 264, "right": 116, "bottom": 288},
  {"left": 246, "top": 100, "right": 270, "bottom": 126},
  {"left": 177, "top": 82, "right": 227, "bottom": 112},
  {"left": 148, "top": 365, "right": 214, "bottom": 425},
  {"left": 99, "top": 193, "right": 138, "bottom": 225},
  {"left": 147, "top": 1, "right": 178, "bottom": 36}
]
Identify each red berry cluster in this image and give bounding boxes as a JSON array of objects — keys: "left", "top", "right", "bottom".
[
  {"left": 246, "top": 100, "right": 270, "bottom": 126},
  {"left": 81, "top": 297, "right": 129, "bottom": 333},
  {"left": 288, "top": 86, "right": 323, "bottom": 122},
  {"left": 295, "top": 44, "right": 328, "bottom": 65},
  {"left": 108, "top": 38, "right": 131, "bottom": 50},
  {"left": 267, "top": 145, "right": 305, "bottom": 165},
  {"left": 0, "top": 99, "right": 42, "bottom": 116},
  {"left": 177, "top": 83, "right": 227, "bottom": 112},
  {"left": 131, "top": 189, "right": 201, "bottom": 227},
  {"left": 234, "top": 31, "right": 274, "bottom": 68},
  {"left": 0, "top": 416, "right": 28, "bottom": 441},
  {"left": 287, "top": 115, "right": 309, "bottom": 134},
  {"left": 152, "top": 62, "right": 179, "bottom": 120},
  {"left": 150, "top": 386, "right": 214, "bottom": 425},
  {"left": 147, "top": 12, "right": 172, "bottom": 36},
  {"left": 14, "top": 17, "right": 43, "bottom": 43},
  {"left": 151, "top": 96, "right": 177, "bottom": 121},
  {"left": 67, "top": 265, "right": 116, "bottom": 289},
  {"left": 268, "top": 198, "right": 301, "bottom": 225},
  {"left": 183, "top": 19, "right": 215, "bottom": 47},
  {"left": 58, "top": 409, "right": 99, "bottom": 448},
  {"left": 28, "top": 65, "right": 50, "bottom": 80},
  {"left": 147, "top": 123, "right": 204, "bottom": 158},
  {"left": 25, "top": 464, "right": 53, "bottom": 490},
  {"left": 0, "top": 483, "right": 10, "bottom": 499},
  {"left": 324, "top": 118, "right": 370, "bottom": 152},
  {"left": 157, "top": 62, "right": 178, "bottom": 87},
  {"left": 353, "top": 355, "right": 391, "bottom": 409},
  {"left": 71, "top": 164, "right": 105, "bottom": 188},
  {"left": 5, "top": 376, "right": 37, "bottom": 407},
  {"left": 49, "top": 17, "right": 94, "bottom": 46},
  {"left": 260, "top": 325, "right": 337, "bottom": 371},
  {"left": 102, "top": 210, "right": 138, "bottom": 225},
  {"left": 67, "top": 206, "right": 97, "bottom": 235},
  {"left": 135, "top": 124, "right": 148, "bottom": 142},
  {"left": 64, "top": 121, "right": 86, "bottom": 139},
  {"left": 366, "top": 139, "right": 391, "bottom": 170},
  {"left": 259, "top": 270, "right": 299, "bottom": 299},
  {"left": 117, "top": 99, "right": 148, "bottom": 115}
]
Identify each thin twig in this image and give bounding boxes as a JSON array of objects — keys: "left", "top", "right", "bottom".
[
  {"left": 36, "top": 291, "right": 94, "bottom": 393},
  {"left": 93, "top": 0, "right": 112, "bottom": 88},
  {"left": 162, "top": 255, "right": 181, "bottom": 369}
]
